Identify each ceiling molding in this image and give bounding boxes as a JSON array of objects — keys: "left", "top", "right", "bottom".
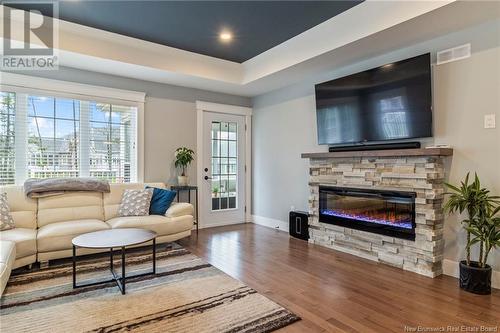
[
  {"left": 58, "top": 19, "right": 244, "bottom": 84},
  {"left": 0, "top": 72, "right": 146, "bottom": 103},
  {"left": 2, "top": 1, "right": 499, "bottom": 97},
  {"left": 196, "top": 101, "right": 252, "bottom": 116}
]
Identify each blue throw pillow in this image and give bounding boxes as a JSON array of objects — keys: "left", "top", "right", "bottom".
[{"left": 146, "top": 186, "right": 176, "bottom": 215}]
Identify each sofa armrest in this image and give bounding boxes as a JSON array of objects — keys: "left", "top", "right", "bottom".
[{"left": 165, "top": 202, "right": 194, "bottom": 218}]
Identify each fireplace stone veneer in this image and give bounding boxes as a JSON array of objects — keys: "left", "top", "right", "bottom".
[{"left": 302, "top": 149, "right": 453, "bottom": 278}]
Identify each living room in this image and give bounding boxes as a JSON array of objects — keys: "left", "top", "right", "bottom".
[{"left": 0, "top": 1, "right": 499, "bottom": 332}]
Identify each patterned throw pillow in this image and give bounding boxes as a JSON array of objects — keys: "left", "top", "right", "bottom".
[
  {"left": 118, "top": 188, "right": 154, "bottom": 217},
  {"left": 0, "top": 193, "right": 15, "bottom": 231}
]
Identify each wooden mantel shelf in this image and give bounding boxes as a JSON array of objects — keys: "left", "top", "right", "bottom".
[{"left": 301, "top": 148, "right": 453, "bottom": 159}]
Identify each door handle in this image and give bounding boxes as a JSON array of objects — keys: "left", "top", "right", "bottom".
[{"left": 204, "top": 176, "right": 212, "bottom": 180}]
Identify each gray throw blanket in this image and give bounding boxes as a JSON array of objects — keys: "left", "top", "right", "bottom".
[{"left": 24, "top": 178, "right": 110, "bottom": 198}]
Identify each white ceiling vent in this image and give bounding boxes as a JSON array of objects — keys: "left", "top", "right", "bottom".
[{"left": 437, "top": 43, "right": 471, "bottom": 65}]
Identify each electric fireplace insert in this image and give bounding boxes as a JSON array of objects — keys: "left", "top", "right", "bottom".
[{"left": 319, "top": 186, "right": 416, "bottom": 240}]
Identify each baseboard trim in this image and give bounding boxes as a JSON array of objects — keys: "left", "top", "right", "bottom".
[
  {"left": 199, "top": 220, "right": 247, "bottom": 229},
  {"left": 251, "top": 215, "right": 289, "bottom": 233},
  {"left": 443, "top": 259, "right": 500, "bottom": 289}
]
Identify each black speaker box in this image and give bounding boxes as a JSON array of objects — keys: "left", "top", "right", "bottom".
[{"left": 289, "top": 211, "right": 309, "bottom": 241}]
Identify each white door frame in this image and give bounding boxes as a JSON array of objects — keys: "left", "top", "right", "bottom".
[{"left": 196, "top": 101, "right": 252, "bottom": 228}]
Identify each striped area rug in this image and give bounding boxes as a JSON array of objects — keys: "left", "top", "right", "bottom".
[{"left": 0, "top": 244, "right": 300, "bottom": 332}]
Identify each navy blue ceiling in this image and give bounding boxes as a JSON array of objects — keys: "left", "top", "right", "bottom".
[{"left": 10, "top": 1, "right": 363, "bottom": 63}]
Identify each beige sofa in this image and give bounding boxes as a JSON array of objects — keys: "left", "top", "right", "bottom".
[{"left": 0, "top": 182, "right": 194, "bottom": 296}]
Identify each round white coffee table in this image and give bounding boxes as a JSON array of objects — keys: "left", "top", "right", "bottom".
[{"left": 72, "top": 228, "right": 157, "bottom": 295}]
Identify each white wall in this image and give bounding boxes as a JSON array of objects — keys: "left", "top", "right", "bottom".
[
  {"left": 10, "top": 67, "right": 251, "bottom": 185},
  {"left": 252, "top": 20, "right": 500, "bottom": 274}
]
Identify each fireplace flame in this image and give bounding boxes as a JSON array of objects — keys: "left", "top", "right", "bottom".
[{"left": 321, "top": 208, "right": 413, "bottom": 230}]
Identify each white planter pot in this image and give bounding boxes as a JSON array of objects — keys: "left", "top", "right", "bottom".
[{"left": 177, "top": 176, "right": 189, "bottom": 186}]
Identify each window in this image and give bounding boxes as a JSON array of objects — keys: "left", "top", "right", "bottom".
[
  {"left": 0, "top": 92, "right": 16, "bottom": 185},
  {"left": 88, "top": 103, "right": 135, "bottom": 183},
  {"left": 27, "top": 96, "right": 80, "bottom": 179},
  {"left": 0, "top": 90, "right": 138, "bottom": 185}
]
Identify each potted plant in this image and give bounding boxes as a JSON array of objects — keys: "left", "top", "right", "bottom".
[
  {"left": 212, "top": 186, "right": 219, "bottom": 198},
  {"left": 174, "top": 147, "right": 194, "bottom": 186},
  {"left": 462, "top": 205, "right": 500, "bottom": 294},
  {"left": 444, "top": 173, "right": 500, "bottom": 294}
]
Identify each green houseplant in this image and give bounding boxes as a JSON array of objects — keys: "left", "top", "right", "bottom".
[
  {"left": 444, "top": 173, "right": 500, "bottom": 294},
  {"left": 212, "top": 186, "right": 219, "bottom": 198},
  {"left": 174, "top": 147, "right": 194, "bottom": 186}
]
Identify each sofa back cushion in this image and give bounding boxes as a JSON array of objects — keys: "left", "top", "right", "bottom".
[
  {"left": 103, "top": 183, "right": 165, "bottom": 221},
  {"left": 0, "top": 186, "right": 37, "bottom": 229},
  {"left": 37, "top": 192, "right": 104, "bottom": 227}
]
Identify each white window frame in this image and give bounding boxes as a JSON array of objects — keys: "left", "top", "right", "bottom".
[{"left": 0, "top": 72, "right": 146, "bottom": 183}]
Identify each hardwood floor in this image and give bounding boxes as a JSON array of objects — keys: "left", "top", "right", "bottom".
[{"left": 178, "top": 223, "right": 500, "bottom": 333}]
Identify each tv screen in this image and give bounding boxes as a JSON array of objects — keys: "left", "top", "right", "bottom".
[{"left": 315, "top": 53, "right": 432, "bottom": 145}]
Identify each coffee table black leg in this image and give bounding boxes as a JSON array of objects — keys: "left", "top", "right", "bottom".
[
  {"left": 72, "top": 245, "right": 76, "bottom": 288},
  {"left": 195, "top": 187, "right": 199, "bottom": 233},
  {"left": 110, "top": 247, "right": 113, "bottom": 271},
  {"left": 121, "top": 246, "right": 126, "bottom": 295},
  {"left": 153, "top": 238, "right": 156, "bottom": 274}
]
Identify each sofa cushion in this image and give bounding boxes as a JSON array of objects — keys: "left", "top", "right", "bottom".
[
  {"left": 0, "top": 241, "right": 16, "bottom": 295},
  {"left": 37, "top": 219, "right": 110, "bottom": 253},
  {"left": 107, "top": 215, "right": 193, "bottom": 237},
  {"left": 103, "top": 183, "right": 165, "bottom": 221},
  {"left": 0, "top": 193, "right": 15, "bottom": 231},
  {"left": 0, "top": 262, "right": 11, "bottom": 296},
  {"left": 37, "top": 192, "right": 104, "bottom": 228},
  {"left": 117, "top": 188, "right": 154, "bottom": 217},
  {"left": 0, "top": 228, "right": 37, "bottom": 259},
  {"left": 0, "top": 240, "right": 16, "bottom": 264},
  {"left": 0, "top": 186, "right": 37, "bottom": 229},
  {"left": 166, "top": 202, "right": 194, "bottom": 218}
]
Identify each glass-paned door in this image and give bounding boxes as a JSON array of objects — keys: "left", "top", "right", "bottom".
[{"left": 202, "top": 112, "right": 245, "bottom": 227}]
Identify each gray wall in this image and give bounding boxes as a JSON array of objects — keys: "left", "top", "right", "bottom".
[
  {"left": 252, "top": 20, "right": 500, "bottom": 271},
  {"left": 15, "top": 67, "right": 251, "bottom": 185}
]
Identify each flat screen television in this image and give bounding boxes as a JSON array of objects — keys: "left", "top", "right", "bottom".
[{"left": 315, "top": 53, "right": 432, "bottom": 145}]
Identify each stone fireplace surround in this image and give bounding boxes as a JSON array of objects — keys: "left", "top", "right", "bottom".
[{"left": 302, "top": 148, "right": 453, "bottom": 278}]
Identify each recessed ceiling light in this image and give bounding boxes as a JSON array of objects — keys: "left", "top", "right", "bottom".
[{"left": 219, "top": 31, "right": 232, "bottom": 42}]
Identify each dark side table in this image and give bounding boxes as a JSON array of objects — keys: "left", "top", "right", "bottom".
[{"left": 170, "top": 185, "right": 199, "bottom": 233}]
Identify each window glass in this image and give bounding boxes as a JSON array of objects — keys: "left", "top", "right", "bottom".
[
  {"left": 0, "top": 92, "right": 16, "bottom": 185},
  {"left": 211, "top": 121, "right": 237, "bottom": 210}
]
